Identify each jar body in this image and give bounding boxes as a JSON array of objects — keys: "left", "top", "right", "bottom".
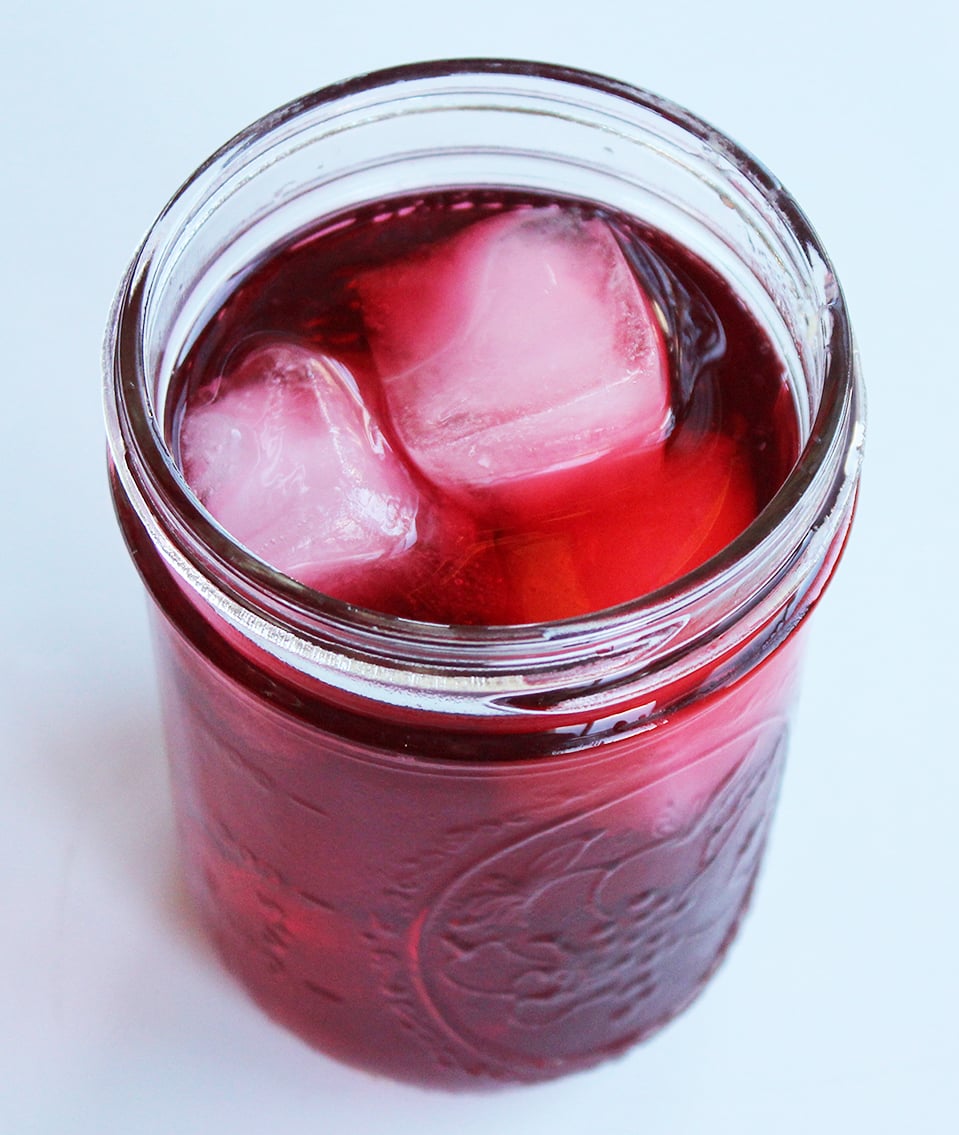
[
  {"left": 139, "top": 524, "right": 801, "bottom": 1086},
  {"left": 105, "top": 61, "right": 863, "bottom": 1087}
]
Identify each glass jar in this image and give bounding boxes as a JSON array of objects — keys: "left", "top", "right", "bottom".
[{"left": 103, "top": 60, "right": 864, "bottom": 1087}]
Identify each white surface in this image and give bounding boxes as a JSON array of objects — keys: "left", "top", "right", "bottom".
[{"left": 1, "top": 2, "right": 956, "bottom": 1131}]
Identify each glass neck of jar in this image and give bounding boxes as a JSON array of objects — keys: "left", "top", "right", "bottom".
[{"left": 104, "top": 62, "right": 865, "bottom": 725}]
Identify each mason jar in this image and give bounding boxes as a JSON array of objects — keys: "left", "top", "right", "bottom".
[{"left": 103, "top": 60, "right": 864, "bottom": 1088}]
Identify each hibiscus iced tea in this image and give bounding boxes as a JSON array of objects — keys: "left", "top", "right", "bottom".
[
  {"left": 173, "top": 193, "right": 799, "bottom": 624},
  {"left": 104, "top": 62, "right": 864, "bottom": 1087}
]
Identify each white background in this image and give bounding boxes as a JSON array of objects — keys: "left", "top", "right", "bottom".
[{"left": 1, "top": 1, "right": 956, "bottom": 1131}]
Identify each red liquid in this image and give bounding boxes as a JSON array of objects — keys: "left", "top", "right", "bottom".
[
  {"left": 173, "top": 193, "right": 798, "bottom": 623},
  {"left": 144, "top": 604, "right": 801, "bottom": 1086},
  {"left": 121, "top": 193, "right": 809, "bottom": 1086}
]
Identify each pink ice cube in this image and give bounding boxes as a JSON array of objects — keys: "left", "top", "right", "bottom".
[
  {"left": 354, "top": 206, "right": 672, "bottom": 493},
  {"left": 178, "top": 342, "right": 419, "bottom": 588}
]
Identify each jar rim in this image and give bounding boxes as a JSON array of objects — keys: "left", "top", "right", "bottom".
[{"left": 104, "top": 58, "right": 864, "bottom": 703}]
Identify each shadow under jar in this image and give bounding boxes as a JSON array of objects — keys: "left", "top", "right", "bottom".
[{"left": 104, "top": 60, "right": 864, "bottom": 1088}]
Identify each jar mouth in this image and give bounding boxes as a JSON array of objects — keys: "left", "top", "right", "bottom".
[{"left": 105, "top": 59, "right": 864, "bottom": 700}]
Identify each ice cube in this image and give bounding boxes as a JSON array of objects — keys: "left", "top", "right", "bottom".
[
  {"left": 178, "top": 342, "right": 419, "bottom": 589},
  {"left": 354, "top": 205, "right": 672, "bottom": 494}
]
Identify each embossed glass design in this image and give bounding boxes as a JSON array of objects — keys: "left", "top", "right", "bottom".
[{"left": 104, "top": 61, "right": 864, "bottom": 1087}]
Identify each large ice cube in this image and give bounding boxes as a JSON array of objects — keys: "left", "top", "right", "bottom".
[
  {"left": 354, "top": 205, "right": 671, "bottom": 493},
  {"left": 178, "top": 342, "right": 419, "bottom": 589}
]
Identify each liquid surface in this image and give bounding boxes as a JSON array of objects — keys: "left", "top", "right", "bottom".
[{"left": 174, "top": 192, "right": 798, "bottom": 623}]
